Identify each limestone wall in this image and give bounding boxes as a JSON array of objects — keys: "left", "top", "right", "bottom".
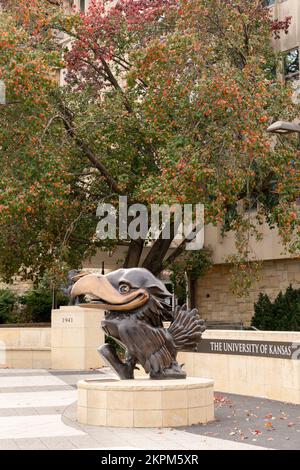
[
  {"left": 0, "top": 306, "right": 106, "bottom": 371},
  {"left": 271, "top": 0, "right": 300, "bottom": 53},
  {"left": 178, "top": 329, "right": 300, "bottom": 404},
  {"left": 51, "top": 306, "right": 105, "bottom": 370},
  {"left": 204, "top": 221, "right": 298, "bottom": 265},
  {"left": 0, "top": 327, "right": 51, "bottom": 368},
  {"left": 195, "top": 258, "right": 300, "bottom": 326}
]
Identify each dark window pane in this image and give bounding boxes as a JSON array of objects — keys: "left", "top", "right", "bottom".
[
  {"left": 80, "top": 0, "right": 85, "bottom": 12},
  {"left": 284, "top": 48, "right": 300, "bottom": 81}
]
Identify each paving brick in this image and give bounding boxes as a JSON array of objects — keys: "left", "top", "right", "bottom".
[
  {"left": 16, "top": 438, "right": 48, "bottom": 450},
  {"left": 0, "top": 440, "right": 19, "bottom": 450}
]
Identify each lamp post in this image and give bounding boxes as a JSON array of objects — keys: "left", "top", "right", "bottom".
[
  {"left": 267, "top": 120, "right": 300, "bottom": 149},
  {"left": 0, "top": 80, "right": 6, "bottom": 105},
  {"left": 0, "top": 80, "right": 20, "bottom": 106}
]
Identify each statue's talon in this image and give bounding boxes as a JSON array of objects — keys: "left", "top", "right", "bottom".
[
  {"left": 150, "top": 361, "right": 186, "bottom": 380},
  {"left": 98, "top": 343, "right": 135, "bottom": 380}
]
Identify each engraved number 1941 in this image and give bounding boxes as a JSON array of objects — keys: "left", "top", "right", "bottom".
[{"left": 62, "top": 317, "right": 73, "bottom": 324}]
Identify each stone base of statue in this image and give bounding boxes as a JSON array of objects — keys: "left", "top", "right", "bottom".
[{"left": 77, "top": 377, "right": 214, "bottom": 427}]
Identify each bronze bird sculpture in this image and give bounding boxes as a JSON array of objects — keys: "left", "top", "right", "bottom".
[{"left": 71, "top": 267, "right": 205, "bottom": 380}]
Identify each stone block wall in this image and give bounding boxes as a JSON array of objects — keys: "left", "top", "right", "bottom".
[
  {"left": 178, "top": 329, "right": 300, "bottom": 404},
  {"left": 0, "top": 327, "right": 51, "bottom": 368},
  {"left": 51, "top": 306, "right": 105, "bottom": 370},
  {"left": 195, "top": 258, "right": 300, "bottom": 326}
]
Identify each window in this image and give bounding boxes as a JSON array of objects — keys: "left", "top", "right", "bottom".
[
  {"left": 283, "top": 48, "right": 300, "bottom": 82},
  {"left": 80, "top": 0, "right": 85, "bottom": 12},
  {"left": 262, "top": 0, "right": 275, "bottom": 6}
]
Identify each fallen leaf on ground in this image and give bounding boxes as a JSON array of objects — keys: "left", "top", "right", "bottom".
[{"left": 264, "top": 422, "right": 273, "bottom": 429}]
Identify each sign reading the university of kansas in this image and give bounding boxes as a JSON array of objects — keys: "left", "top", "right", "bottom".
[{"left": 196, "top": 339, "right": 300, "bottom": 360}]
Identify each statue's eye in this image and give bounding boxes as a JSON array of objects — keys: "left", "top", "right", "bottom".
[{"left": 119, "top": 283, "right": 130, "bottom": 294}]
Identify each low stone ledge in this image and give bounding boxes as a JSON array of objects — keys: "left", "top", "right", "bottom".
[
  {"left": 5, "top": 347, "right": 51, "bottom": 352},
  {"left": 78, "top": 377, "right": 214, "bottom": 391},
  {"left": 77, "top": 377, "right": 214, "bottom": 428},
  {"left": 0, "top": 323, "right": 51, "bottom": 328}
]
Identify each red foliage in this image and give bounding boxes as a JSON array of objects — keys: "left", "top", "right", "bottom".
[
  {"left": 271, "top": 16, "right": 292, "bottom": 40},
  {"left": 65, "top": 0, "right": 175, "bottom": 88}
]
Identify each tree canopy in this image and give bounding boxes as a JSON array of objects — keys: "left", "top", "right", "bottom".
[{"left": 0, "top": 0, "right": 299, "bottom": 289}]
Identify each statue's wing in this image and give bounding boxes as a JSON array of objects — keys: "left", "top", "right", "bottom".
[
  {"left": 118, "top": 321, "right": 173, "bottom": 374},
  {"left": 168, "top": 304, "right": 205, "bottom": 351}
]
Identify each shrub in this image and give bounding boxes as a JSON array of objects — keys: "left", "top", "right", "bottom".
[
  {"left": 251, "top": 285, "right": 300, "bottom": 331},
  {"left": 0, "top": 289, "right": 17, "bottom": 324},
  {"left": 19, "top": 289, "right": 69, "bottom": 323}
]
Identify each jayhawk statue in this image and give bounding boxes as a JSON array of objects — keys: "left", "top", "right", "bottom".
[{"left": 71, "top": 268, "right": 205, "bottom": 380}]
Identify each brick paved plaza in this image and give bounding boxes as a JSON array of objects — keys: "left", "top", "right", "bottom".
[{"left": 0, "top": 367, "right": 299, "bottom": 450}]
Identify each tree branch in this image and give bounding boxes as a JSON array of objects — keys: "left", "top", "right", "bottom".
[
  {"left": 123, "top": 238, "right": 144, "bottom": 268},
  {"left": 142, "top": 220, "right": 176, "bottom": 275},
  {"left": 58, "top": 104, "right": 122, "bottom": 195}
]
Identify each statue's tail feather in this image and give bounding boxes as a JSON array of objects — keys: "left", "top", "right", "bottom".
[{"left": 168, "top": 304, "right": 205, "bottom": 351}]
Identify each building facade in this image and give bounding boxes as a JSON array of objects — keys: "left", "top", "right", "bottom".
[{"left": 195, "top": 0, "right": 300, "bottom": 326}]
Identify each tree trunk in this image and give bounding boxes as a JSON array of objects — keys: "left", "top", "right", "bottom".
[
  {"left": 123, "top": 239, "right": 144, "bottom": 268},
  {"left": 142, "top": 220, "right": 175, "bottom": 275},
  {"left": 141, "top": 238, "right": 171, "bottom": 275}
]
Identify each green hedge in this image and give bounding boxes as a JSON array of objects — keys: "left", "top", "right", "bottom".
[
  {"left": 19, "top": 289, "right": 69, "bottom": 323},
  {"left": 0, "top": 288, "right": 69, "bottom": 324},
  {"left": 251, "top": 285, "right": 300, "bottom": 331},
  {"left": 0, "top": 289, "right": 17, "bottom": 324}
]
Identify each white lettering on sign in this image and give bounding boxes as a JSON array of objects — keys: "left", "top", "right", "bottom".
[
  {"left": 268, "top": 344, "right": 292, "bottom": 356},
  {"left": 223, "top": 342, "right": 260, "bottom": 354},
  {"left": 210, "top": 341, "right": 223, "bottom": 352},
  {"left": 260, "top": 344, "right": 268, "bottom": 354},
  {"left": 198, "top": 339, "right": 298, "bottom": 359}
]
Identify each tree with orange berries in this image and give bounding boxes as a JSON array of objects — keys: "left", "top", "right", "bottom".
[{"left": 0, "top": 0, "right": 299, "bottom": 290}]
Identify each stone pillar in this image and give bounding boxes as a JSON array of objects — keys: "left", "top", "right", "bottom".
[{"left": 51, "top": 306, "right": 105, "bottom": 370}]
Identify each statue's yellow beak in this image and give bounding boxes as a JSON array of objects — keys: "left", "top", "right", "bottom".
[{"left": 70, "top": 274, "right": 149, "bottom": 311}]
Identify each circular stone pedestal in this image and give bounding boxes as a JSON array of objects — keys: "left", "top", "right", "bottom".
[{"left": 77, "top": 377, "right": 214, "bottom": 428}]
